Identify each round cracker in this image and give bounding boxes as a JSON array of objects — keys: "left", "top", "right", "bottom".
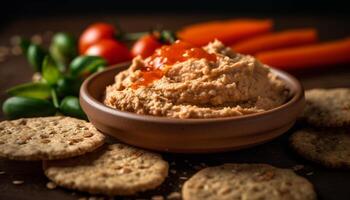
[
  {"left": 43, "top": 143, "right": 169, "bottom": 196},
  {"left": 182, "top": 163, "right": 316, "bottom": 200},
  {"left": 0, "top": 116, "right": 105, "bottom": 160},
  {"left": 303, "top": 88, "right": 350, "bottom": 127},
  {"left": 290, "top": 128, "right": 350, "bottom": 169}
]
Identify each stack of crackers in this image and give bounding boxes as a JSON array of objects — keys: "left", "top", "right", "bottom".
[
  {"left": 0, "top": 116, "right": 169, "bottom": 197},
  {"left": 3, "top": 87, "right": 349, "bottom": 199},
  {"left": 291, "top": 88, "right": 350, "bottom": 169}
]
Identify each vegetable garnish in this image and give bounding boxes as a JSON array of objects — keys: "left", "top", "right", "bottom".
[
  {"left": 4, "top": 33, "right": 107, "bottom": 120},
  {"left": 50, "top": 32, "right": 77, "bottom": 71},
  {"left": 79, "top": 23, "right": 118, "bottom": 54},
  {"left": 132, "top": 40, "right": 216, "bottom": 89},
  {"left": 256, "top": 37, "right": 350, "bottom": 69},
  {"left": 232, "top": 28, "right": 318, "bottom": 55},
  {"left": 131, "top": 30, "right": 177, "bottom": 58},
  {"left": 26, "top": 44, "right": 46, "bottom": 72},
  {"left": 84, "top": 39, "right": 131, "bottom": 65},
  {"left": 178, "top": 19, "right": 273, "bottom": 46},
  {"left": 59, "top": 96, "right": 87, "bottom": 120},
  {"left": 2, "top": 96, "right": 56, "bottom": 119}
]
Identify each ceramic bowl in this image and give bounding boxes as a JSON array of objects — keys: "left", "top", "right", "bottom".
[{"left": 80, "top": 63, "right": 304, "bottom": 153}]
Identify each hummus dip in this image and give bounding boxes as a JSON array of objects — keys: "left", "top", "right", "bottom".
[{"left": 104, "top": 40, "right": 288, "bottom": 119}]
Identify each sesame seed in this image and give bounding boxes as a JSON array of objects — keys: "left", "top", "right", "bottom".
[
  {"left": 12, "top": 180, "right": 24, "bottom": 185},
  {"left": 46, "top": 181, "right": 57, "bottom": 189}
]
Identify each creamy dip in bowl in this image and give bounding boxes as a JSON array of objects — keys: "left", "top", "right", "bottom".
[{"left": 80, "top": 40, "right": 303, "bottom": 153}]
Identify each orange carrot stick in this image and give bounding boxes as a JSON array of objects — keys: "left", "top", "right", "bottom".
[
  {"left": 232, "top": 28, "right": 318, "bottom": 55},
  {"left": 256, "top": 38, "right": 350, "bottom": 70},
  {"left": 177, "top": 19, "right": 273, "bottom": 46}
]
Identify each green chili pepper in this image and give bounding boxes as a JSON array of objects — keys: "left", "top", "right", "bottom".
[
  {"left": 42, "top": 56, "right": 62, "bottom": 86},
  {"left": 6, "top": 82, "right": 51, "bottom": 99},
  {"left": 49, "top": 32, "right": 77, "bottom": 72},
  {"left": 56, "top": 76, "right": 82, "bottom": 97},
  {"left": 2, "top": 96, "right": 56, "bottom": 119},
  {"left": 27, "top": 44, "right": 46, "bottom": 72},
  {"left": 59, "top": 96, "right": 87, "bottom": 120},
  {"left": 69, "top": 56, "right": 106, "bottom": 78}
]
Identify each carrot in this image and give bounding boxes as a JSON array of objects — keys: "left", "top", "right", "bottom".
[
  {"left": 256, "top": 38, "right": 350, "bottom": 70},
  {"left": 232, "top": 28, "right": 318, "bottom": 54},
  {"left": 177, "top": 19, "right": 273, "bottom": 46}
]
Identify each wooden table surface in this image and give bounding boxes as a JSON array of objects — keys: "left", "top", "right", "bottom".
[{"left": 1, "top": 13, "right": 350, "bottom": 200}]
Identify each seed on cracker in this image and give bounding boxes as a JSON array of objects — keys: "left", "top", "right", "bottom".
[
  {"left": 292, "top": 164, "right": 304, "bottom": 171},
  {"left": 46, "top": 181, "right": 57, "bottom": 189},
  {"left": 167, "top": 192, "right": 181, "bottom": 200},
  {"left": 306, "top": 172, "right": 314, "bottom": 176},
  {"left": 12, "top": 180, "right": 24, "bottom": 185},
  {"left": 151, "top": 195, "right": 164, "bottom": 200}
]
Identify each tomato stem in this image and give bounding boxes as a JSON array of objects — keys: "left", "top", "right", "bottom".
[{"left": 122, "top": 32, "right": 149, "bottom": 41}]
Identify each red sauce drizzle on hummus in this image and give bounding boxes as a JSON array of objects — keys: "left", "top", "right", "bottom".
[{"left": 132, "top": 40, "right": 217, "bottom": 89}]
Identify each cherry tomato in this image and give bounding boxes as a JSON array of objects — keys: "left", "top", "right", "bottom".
[
  {"left": 79, "top": 23, "right": 116, "bottom": 54},
  {"left": 131, "top": 35, "right": 163, "bottom": 58},
  {"left": 84, "top": 39, "right": 131, "bottom": 65}
]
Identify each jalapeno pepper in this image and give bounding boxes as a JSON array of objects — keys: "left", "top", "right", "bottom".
[
  {"left": 27, "top": 44, "right": 46, "bottom": 72},
  {"left": 50, "top": 32, "right": 77, "bottom": 71},
  {"left": 69, "top": 55, "right": 106, "bottom": 78},
  {"left": 2, "top": 96, "right": 56, "bottom": 119},
  {"left": 56, "top": 76, "right": 82, "bottom": 97},
  {"left": 59, "top": 96, "right": 87, "bottom": 120}
]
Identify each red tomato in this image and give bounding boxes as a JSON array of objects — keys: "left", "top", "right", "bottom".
[
  {"left": 131, "top": 35, "right": 163, "bottom": 58},
  {"left": 84, "top": 39, "right": 131, "bottom": 65},
  {"left": 79, "top": 23, "right": 116, "bottom": 54}
]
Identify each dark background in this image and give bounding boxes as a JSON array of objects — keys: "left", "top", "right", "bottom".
[
  {"left": 1, "top": 0, "right": 349, "bottom": 43},
  {"left": 1, "top": 0, "right": 350, "bottom": 17},
  {"left": 1, "top": 1, "right": 350, "bottom": 200}
]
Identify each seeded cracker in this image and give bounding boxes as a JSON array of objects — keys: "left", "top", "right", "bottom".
[
  {"left": 303, "top": 88, "right": 350, "bottom": 127},
  {"left": 43, "top": 144, "right": 169, "bottom": 196},
  {"left": 290, "top": 128, "right": 350, "bottom": 169},
  {"left": 0, "top": 116, "right": 105, "bottom": 160},
  {"left": 182, "top": 163, "right": 316, "bottom": 200}
]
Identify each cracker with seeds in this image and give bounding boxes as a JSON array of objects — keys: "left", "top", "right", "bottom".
[
  {"left": 290, "top": 128, "right": 350, "bottom": 169},
  {"left": 303, "top": 88, "right": 350, "bottom": 127},
  {"left": 0, "top": 116, "right": 105, "bottom": 160},
  {"left": 43, "top": 143, "right": 169, "bottom": 196},
  {"left": 182, "top": 163, "right": 316, "bottom": 200}
]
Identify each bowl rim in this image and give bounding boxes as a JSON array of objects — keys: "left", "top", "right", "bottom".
[{"left": 80, "top": 62, "right": 304, "bottom": 124}]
